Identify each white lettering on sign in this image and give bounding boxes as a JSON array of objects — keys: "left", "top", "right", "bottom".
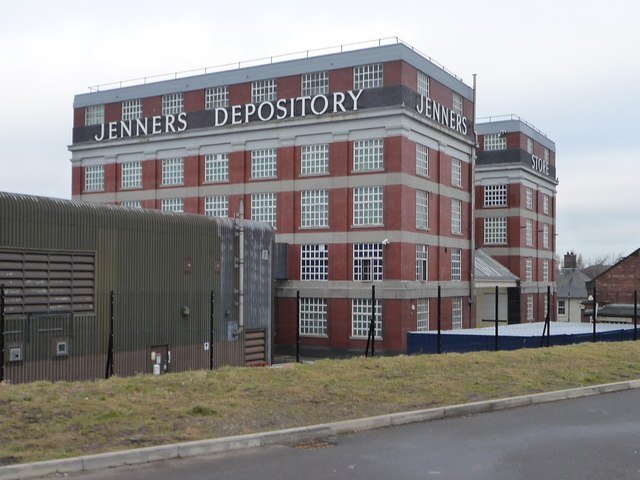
[
  {"left": 416, "top": 94, "right": 468, "bottom": 135},
  {"left": 531, "top": 154, "right": 550, "bottom": 176},
  {"left": 94, "top": 112, "right": 188, "bottom": 141}
]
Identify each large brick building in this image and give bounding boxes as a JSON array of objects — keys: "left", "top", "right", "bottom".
[{"left": 69, "top": 40, "right": 555, "bottom": 355}]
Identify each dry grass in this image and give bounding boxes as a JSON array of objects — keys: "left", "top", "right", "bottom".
[{"left": 1, "top": 341, "right": 640, "bottom": 465}]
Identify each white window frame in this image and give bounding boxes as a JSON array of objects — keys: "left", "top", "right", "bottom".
[
  {"left": 121, "top": 161, "right": 142, "bottom": 189},
  {"left": 205, "top": 86, "right": 228, "bottom": 109},
  {"left": 354, "top": 139, "right": 384, "bottom": 171},
  {"left": 416, "top": 245, "right": 428, "bottom": 282},
  {"left": 299, "top": 298, "right": 328, "bottom": 337},
  {"left": 251, "top": 149, "right": 277, "bottom": 179},
  {"left": 525, "top": 257, "right": 533, "bottom": 282},
  {"left": 451, "top": 158, "right": 462, "bottom": 187},
  {"left": 251, "top": 79, "right": 277, "bottom": 103},
  {"left": 452, "top": 297, "right": 463, "bottom": 329},
  {"left": 484, "top": 133, "right": 506, "bottom": 151},
  {"left": 484, "top": 217, "right": 507, "bottom": 244},
  {"left": 416, "top": 143, "right": 429, "bottom": 177},
  {"left": 451, "top": 248, "right": 462, "bottom": 281},
  {"left": 351, "top": 298, "right": 382, "bottom": 339},
  {"left": 122, "top": 99, "right": 142, "bottom": 121},
  {"left": 417, "top": 71, "right": 430, "bottom": 97},
  {"left": 204, "top": 195, "right": 228, "bottom": 217},
  {"left": 484, "top": 184, "right": 507, "bottom": 207},
  {"left": 451, "top": 198, "right": 462, "bottom": 235},
  {"left": 250, "top": 192, "right": 277, "bottom": 228},
  {"left": 161, "top": 158, "right": 184, "bottom": 186},
  {"left": 301, "top": 144, "right": 329, "bottom": 176},
  {"left": 84, "top": 165, "right": 104, "bottom": 192},
  {"left": 301, "top": 189, "right": 328, "bottom": 228},
  {"left": 353, "top": 186, "right": 383, "bottom": 226},
  {"left": 120, "top": 200, "right": 141, "bottom": 208},
  {"left": 543, "top": 259, "right": 549, "bottom": 282},
  {"left": 527, "top": 295, "right": 534, "bottom": 322},
  {"left": 162, "top": 93, "right": 183, "bottom": 115},
  {"left": 558, "top": 299, "right": 566, "bottom": 315},
  {"left": 416, "top": 298, "right": 430, "bottom": 331},
  {"left": 353, "top": 63, "right": 383, "bottom": 90},
  {"left": 544, "top": 148, "right": 550, "bottom": 162},
  {"left": 204, "top": 153, "right": 229, "bottom": 183},
  {"left": 301, "top": 71, "right": 329, "bottom": 96},
  {"left": 543, "top": 224, "right": 549, "bottom": 248},
  {"left": 353, "top": 243, "right": 383, "bottom": 282},
  {"left": 526, "top": 188, "right": 534, "bottom": 210},
  {"left": 301, "top": 244, "right": 328, "bottom": 281},
  {"left": 527, "top": 137, "right": 534, "bottom": 154},
  {"left": 543, "top": 195, "right": 550, "bottom": 215},
  {"left": 525, "top": 219, "right": 533, "bottom": 246},
  {"left": 161, "top": 198, "right": 183, "bottom": 212},
  {"left": 85, "top": 105, "right": 104, "bottom": 126},
  {"left": 452, "top": 92, "right": 463, "bottom": 116},
  {"left": 416, "top": 190, "right": 429, "bottom": 230}
]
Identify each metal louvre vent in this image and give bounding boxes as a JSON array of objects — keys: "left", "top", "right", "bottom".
[
  {"left": 0, "top": 249, "right": 95, "bottom": 315},
  {"left": 289, "top": 439, "right": 335, "bottom": 450}
]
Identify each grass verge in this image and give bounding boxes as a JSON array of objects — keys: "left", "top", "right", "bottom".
[{"left": 1, "top": 341, "right": 640, "bottom": 465}]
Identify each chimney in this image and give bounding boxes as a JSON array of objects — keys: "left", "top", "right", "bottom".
[{"left": 564, "top": 251, "right": 577, "bottom": 269}]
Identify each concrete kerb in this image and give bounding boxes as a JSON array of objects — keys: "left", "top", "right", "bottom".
[{"left": 2, "top": 379, "right": 640, "bottom": 480}]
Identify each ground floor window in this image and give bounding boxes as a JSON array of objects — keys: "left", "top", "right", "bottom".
[
  {"left": 299, "top": 298, "right": 328, "bottom": 336},
  {"left": 351, "top": 298, "right": 382, "bottom": 339},
  {"left": 452, "top": 297, "right": 463, "bottom": 329},
  {"left": 416, "top": 298, "right": 430, "bottom": 331}
]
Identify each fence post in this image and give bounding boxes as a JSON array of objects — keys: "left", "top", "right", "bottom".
[
  {"left": 592, "top": 286, "right": 597, "bottom": 343},
  {"left": 296, "top": 290, "right": 300, "bottom": 363},
  {"left": 494, "top": 286, "right": 499, "bottom": 352},
  {"left": 437, "top": 285, "right": 442, "bottom": 354},
  {"left": 1, "top": 284, "right": 5, "bottom": 383},
  {"left": 210, "top": 290, "right": 215, "bottom": 370},
  {"left": 634, "top": 290, "right": 638, "bottom": 341},
  {"left": 105, "top": 290, "right": 115, "bottom": 379}
]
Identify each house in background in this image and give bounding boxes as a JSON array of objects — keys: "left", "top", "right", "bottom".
[{"left": 556, "top": 251, "right": 590, "bottom": 322}]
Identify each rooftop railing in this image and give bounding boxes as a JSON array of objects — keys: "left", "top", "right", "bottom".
[
  {"left": 477, "top": 114, "right": 550, "bottom": 139},
  {"left": 87, "top": 36, "right": 464, "bottom": 92}
]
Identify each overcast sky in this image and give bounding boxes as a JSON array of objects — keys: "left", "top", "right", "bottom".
[{"left": 1, "top": 0, "right": 638, "bottom": 263}]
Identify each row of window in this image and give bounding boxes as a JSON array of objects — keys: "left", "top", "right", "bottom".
[
  {"left": 298, "top": 296, "right": 464, "bottom": 337},
  {"left": 300, "top": 244, "right": 463, "bottom": 282},
  {"left": 84, "top": 64, "right": 465, "bottom": 126},
  {"left": 483, "top": 217, "right": 551, "bottom": 248},
  {"left": 483, "top": 133, "right": 551, "bottom": 161},
  {"left": 524, "top": 257, "right": 552, "bottom": 282},
  {"left": 483, "top": 184, "right": 551, "bottom": 214}
]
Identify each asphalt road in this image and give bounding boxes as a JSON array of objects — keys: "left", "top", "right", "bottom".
[{"left": 64, "top": 388, "right": 640, "bottom": 480}]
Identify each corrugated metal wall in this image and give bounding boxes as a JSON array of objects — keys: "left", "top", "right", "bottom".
[{"left": 0, "top": 192, "right": 274, "bottom": 384}]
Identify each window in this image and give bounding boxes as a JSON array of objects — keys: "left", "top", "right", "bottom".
[
  {"left": 451, "top": 158, "right": 462, "bottom": 187},
  {"left": 122, "top": 99, "right": 142, "bottom": 121},
  {"left": 85, "top": 105, "right": 104, "bottom": 126},
  {"left": 417, "top": 71, "right": 430, "bottom": 97},
  {"left": 525, "top": 257, "right": 533, "bottom": 282},
  {"left": 162, "top": 93, "right": 183, "bottom": 115},
  {"left": 353, "top": 243, "right": 383, "bottom": 281},
  {"left": 84, "top": 165, "right": 104, "bottom": 192},
  {"left": 526, "top": 188, "right": 533, "bottom": 210},
  {"left": 251, "top": 149, "right": 277, "bottom": 179},
  {"left": 302, "top": 71, "right": 329, "bottom": 96},
  {"left": 543, "top": 224, "right": 549, "bottom": 248},
  {"left": 452, "top": 297, "right": 463, "bottom": 329},
  {"left": 484, "top": 133, "right": 506, "bottom": 151},
  {"left": 353, "top": 186, "right": 383, "bottom": 226},
  {"left": 301, "top": 144, "right": 329, "bottom": 175},
  {"left": 353, "top": 63, "right": 383, "bottom": 90},
  {"left": 416, "top": 245, "right": 428, "bottom": 281},
  {"left": 544, "top": 148, "right": 550, "bottom": 162},
  {"left": 543, "top": 259, "right": 549, "bottom": 282},
  {"left": 56, "top": 341, "right": 68, "bottom": 357},
  {"left": 299, "top": 298, "right": 328, "bottom": 336},
  {"left": 161, "top": 158, "right": 184, "bottom": 185},
  {"left": 204, "top": 195, "right": 228, "bottom": 217},
  {"left": 354, "top": 139, "right": 384, "bottom": 171},
  {"left": 301, "top": 244, "right": 328, "bottom": 281},
  {"left": 251, "top": 192, "right": 276, "bottom": 228},
  {"left": 161, "top": 198, "right": 183, "bottom": 212},
  {"left": 120, "top": 200, "right": 141, "bottom": 208},
  {"left": 484, "top": 217, "right": 507, "bottom": 244},
  {"left": 416, "top": 143, "right": 429, "bottom": 177},
  {"left": 416, "top": 190, "right": 429, "bottom": 229},
  {"left": 527, "top": 137, "right": 534, "bottom": 154},
  {"left": 451, "top": 248, "right": 462, "bottom": 281},
  {"left": 451, "top": 199, "right": 462, "bottom": 235},
  {"left": 252, "top": 79, "right": 277, "bottom": 103},
  {"left": 558, "top": 299, "right": 566, "bottom": 315},
  {"left": 525, "top": 219, "right": 533, "bottom": 246},
  {"left": 351, "top": 298, "right": 382, "bottom": 338},
  {"left": 452, "top": 93, "right": 463, "bottom": 116},
  {"left": 484, "top": 185, "right": 507, "bottom": 206},
  {"left": 301, "top": 189, "right": 328, "bottom": 228},
  {"left": 204, "top": 153, "right": 229, "bottom": 183},
  {"left": 416, "top": 299, "right": 430, "bottom": 331},
  {"left": 205, "top": 86, "right": 228, "bottom": 109},
  {"left": 121, "top": 161, "right": 142, "bottom": 189},
  {"left": 527, "top": 295, "right": 534, "bottom": 322},
  {"left": 543, "top": 195, "right": 550, "bottom": 215}
]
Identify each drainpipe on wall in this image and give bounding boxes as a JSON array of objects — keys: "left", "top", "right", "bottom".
[{"left": 469, "top": 74, "right": 478, "bottom": 324}]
